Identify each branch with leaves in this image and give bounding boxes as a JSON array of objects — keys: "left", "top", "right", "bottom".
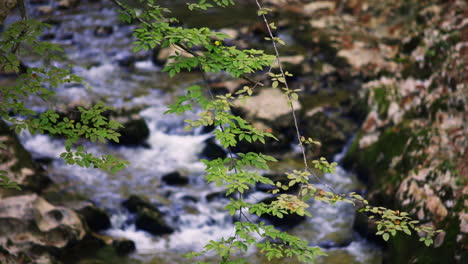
[{"left": 109, "top": 0, "right": 443, "bottom": 262}]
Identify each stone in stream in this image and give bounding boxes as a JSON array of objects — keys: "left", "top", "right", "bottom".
[
  {"left": 76, "top": 204, "right": 112, "bottom": 232},
  {"left": 113, "top": 118, "right": 150, "bottom": 147},
  {"left": 122, "top": 195, "right": 174, "bottom": 236},
  {"left": 200, "top": 137, "right": 227, "bottom": 160},
  {"left": 302, "top": 111, "right": 352, "bottom": 161},
  {"left": 161, "top": 171, "right": 189, "bottom": 186},
  {"left": 93, "top": 25, "right": 113, "bottom": 37},
  {"left": 57, "top": 0, "right": 80, "bottom": 9},
  {"left": 258, "top": 197, "right": 305, "bottom": 229},
  {"left": 112, "top": 238, "right": 136, "bottom": 256}
]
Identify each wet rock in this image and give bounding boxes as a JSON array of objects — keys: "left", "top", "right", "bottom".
[
  {"left": 112, "top": 238, "right": 136, "bottom": 256},
  {"left": 200, "top": 137, "right": 226, "bottom": 160},
  {"left": 36, "top": 6, "right": 53, "bottom": 16},
  {"left": 93, "top": 26, "right": 113, "bottom": 37},
  {"left": 113, "top": 118, "right": 150, "bottom": 147},
  {"left": 0, "top": 194, "right": 86, "bottom": 260},
  {"left": 76, "top": 204, "right": 111, "bottom": 232},
  {"left": 181, "top": 195, "right": 198, "bottom": 203},
  {"left": 122, "top": 195, "right": 155, "bottom": 213},
  {"left": 258, "top": 197, "right": 305, "bottom": 229},
  {"left": 161, "top": 171, "right": 189, "bottom": 186},
  {"left": 58, "top": 0, "right": 80, "bottom": 9},
  {"left": 255, "top": 172, "right": 302, "bottom": 193},
  {"left": 302, "top": 111, "right": 353, "bottom": 160},
  {"left": 41, "top": 32, "right": 55, "bottom": 41},
  {"left": 122, "top": 195, "right": 174, "bottom": 236},
  {"left": 135, "top": 209, "right": 174, "bottom": 236},
  {"left": 206, "top": 191, "right": 235, "bottom": 202}
]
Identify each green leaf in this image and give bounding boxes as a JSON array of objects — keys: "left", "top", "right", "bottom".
[{"left": 382, "top": 233, "right": 390, "bottom": 241}]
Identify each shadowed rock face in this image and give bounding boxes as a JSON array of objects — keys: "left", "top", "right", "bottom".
[{"left": 0, "top": 120, "right": 52, "bottom": 195}]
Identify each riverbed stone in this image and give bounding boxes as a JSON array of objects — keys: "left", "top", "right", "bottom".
[
  {"left": 258, "top": 197, "right": 305, "bottom": 229},
  {"left": 122, "top": 195, "right": 174, "bottom": 236},
  {"left": 76, "top": 204, "right": 111, "bottom": 232},
  {"left": 200, "top": 137, "right": 227, "bottom": 160},
  {"left": 112, "top": 238, "right": 136, "bottom": 256},
  {"left": 113, "top": 118, "right": 150, "bottom": 146},
  {"left": 161, "top": 171, "right": 189, "bottom": 186},
  {"left": 93, "top": 25, "right": 113, "bottom": 37}
]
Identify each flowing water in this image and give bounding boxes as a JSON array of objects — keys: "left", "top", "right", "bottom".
[{"left": 12, "top": 1, "right": 382, "bottom": 263}]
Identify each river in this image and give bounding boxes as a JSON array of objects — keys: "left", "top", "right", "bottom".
[{"left": 15, "top": 0, "right": 382, "bottom": 263}]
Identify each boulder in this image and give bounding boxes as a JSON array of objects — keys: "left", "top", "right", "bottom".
[
  {"left": 112, "top": 238, "right": 135, "bottom": 256},
  {"left": 258, "top": 196, "right": 305, "bottom": 229},
  {"left": 200, "top": 137, "right": 226, "bottom": 160},
  {"left": 57, "top": 0, "right": 80, "bottom": 9},
  {"left": 93, "top": 26, "right": 113, "bottom": 37},
  {"left": 161, "top": 171, "right": 189, "bottom": 186},
  {"left": 122, "top": 195, "right": 174, "bottom": 236},
  {"left": 113, "top": 118, "right": 150, "bottom": 147},
  {"left": 76, "top": 204, "right": 111, "bottom": 232},
  {"left": 302, "top": 111, "right": 354, "bottom": 160},
  {"left": 0, "top": 194, "right": 86, "bottom": 259}
]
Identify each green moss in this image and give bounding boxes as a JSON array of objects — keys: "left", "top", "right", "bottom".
[
  {"left": 344, "top": 127, "right": 411, "bottom": 185},
  {"left": 372, "top": 86, "right": 391, "bottom": 119},
  {"left": 386, "top": 216, "right": 463, "bottom": 264},
  {"left": 300, "top": 90, "right": 351, "bottom": 111}
]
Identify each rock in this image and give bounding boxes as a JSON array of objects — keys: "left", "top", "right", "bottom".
[
  {"left": 200, "top": 138, "right": 226, "bottom": 160},
  {"left": 93, "top": 26, "right": 113, "bottom": 37},
  {"left": 76, "top": 204, "right": 111, "bottom": 232},
  {"left": 122, "top": 195, "right": 156, "bottom": 213},
  {"left": 57, "top": 0, "right": 80, "bottom": 9},
  {"left": 161, "top": 171, "right": 189, "bottom": 186},
  {"left": 0, "top": 120, "right": 51, "bottom": 195},
  {"left": 135, "top": 209, "right": 174, "bottom": 236},
  {"left": 36, "top": 6, "right": 53, "bottom": 16},
  {"left": 30, "top": 0, "right": 48, "bottom": 4},
  {"left": 113, "top": 118, "right": 150, "bottom": 146},
  {"left": 230, "top": 88, "right": 302, "bottom": 154},
  {"left": 219, "top": 28, "right": 239, "bottom": 39},
  {"left": 302, "top": 111, "right": 352, "bottom": 160},
  {"left": 303, "top": 1, "right": 335, "bottom": 16},
  {"left": 234, "top": 88, "right": 301, "bottom": 122},
  {"left": 122, "top": 195, "right": 173, "bottom": 236},
  {"left": 205, "top": 191, "right": 235, "bottom": 202},
  {"left": 112, "top": 238, "right": 135, "bottom": 256},
  {"left": 0, "top": 194, "right": 86, "bottom": 258},
  {"left": 41, "top": 32, "right": 55, "bottom": 41},
  {"left": 258, "top": 197, "right": 305, "bottom": 229}
]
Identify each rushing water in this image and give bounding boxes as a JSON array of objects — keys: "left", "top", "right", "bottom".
[{"left": 13, "top": 1, "right": 382, "bottom": 263}]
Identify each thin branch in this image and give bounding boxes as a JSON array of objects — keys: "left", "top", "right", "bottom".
[{"left": 254, "top": 0, "right": 337, "bottom": 194}]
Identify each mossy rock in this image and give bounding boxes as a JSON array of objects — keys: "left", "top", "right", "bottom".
[{"left": 343, "top": 127, "right": 411, "bottom": 185}]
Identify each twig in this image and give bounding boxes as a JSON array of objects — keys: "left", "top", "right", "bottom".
[{"left": 254, "top": 0, "right": 337, "bottom": 194}]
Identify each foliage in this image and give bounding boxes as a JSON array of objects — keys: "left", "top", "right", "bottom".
[
  {"left": 0, "top": 0, "right": 444, "bottom": 262},
  {"left": 0, "top": 18, "right": 128, "bottom": 189},
  {"left": 112, "top": 0, "right": 442, "bottom": 263}
]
